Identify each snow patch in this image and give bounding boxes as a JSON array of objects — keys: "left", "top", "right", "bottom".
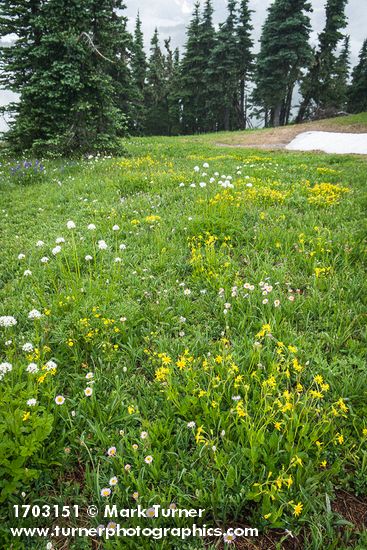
[{"left": 286, "top": 131, "right": 367, "bottom": 155}]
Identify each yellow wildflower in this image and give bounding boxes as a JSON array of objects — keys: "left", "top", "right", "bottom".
[
  {"left": 337, "top": 398, "right": 348, "bottom": 413},
  {"left": 286, "top": 476, "right": 293, "bottom": 488},
  {"left": 236, "top": 401, "right": 246, "bottom": 418},
  {"left": 195, "top": 426, "right": 206, "bottom": 445},
  {"left": 155, "top": 366, "right": 170, "bottom": 382},
  {"left": 293, "top": 502, "right": 303, "bottom": 517},
  {"left": 176, "top": 358, "right": 187, "bottom": 370}
]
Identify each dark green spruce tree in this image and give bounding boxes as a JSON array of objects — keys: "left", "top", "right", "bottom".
[
  {"left": 145, "top": 29, "right": 169, "bottom": 135},
  {"left": 0, "top": 0, "right": 132, "bottom": 154},
  {"left": 207, "top": 0, "right": 239, "bottom": 131},
  {"left": 131, "top": 12, "right": 147, "bottom": 134},
  {"left": 96, "top": 1, "right": 133, "bottom": 138},
  {"left": 164, "top": 39, "right": 181, "bottom": 135},
  {"left": 333, "top": 35, "right": 351, "bottom": 111},
  {"left": 236, "top": 0, "right": 254, "bottom": 129},
  {"left": 0, "top": 0, "right": 50, "bottom": 152},
  {"left": 297, "top": 0, "right": 348, "bottom": 121},
  {"left": 180, "top": 1, "right": 216, "bottom": 133},
  {"left": 180, "top": 2, "right": 202, "bottom": 133},
  {"left": 253, "top": 0, "right": 313, "bottom": 127},
  {"left": 198, "top": 0, "right": 217, "bottom": 131},
  {"left": 348, "top": 39, "right": 367, "bottom": 113}
]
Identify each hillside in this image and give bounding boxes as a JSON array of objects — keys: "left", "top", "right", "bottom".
[
  {"left": 1, "top": 135, "right": 366, "bottom": 548},
  {"left": 204, "top": 112, "right": 367, "bottom": 149}
]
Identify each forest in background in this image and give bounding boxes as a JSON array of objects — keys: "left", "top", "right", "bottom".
[{"left": 0, "top": 0, "right": 366, "bottom": 155}]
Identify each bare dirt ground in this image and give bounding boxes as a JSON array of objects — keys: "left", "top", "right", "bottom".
[
  {"left": 215, "top": 117, "right": 367, "bottom": 150},
  {"left": 206, "top": 490, "right": 367, "bottom": 549}
]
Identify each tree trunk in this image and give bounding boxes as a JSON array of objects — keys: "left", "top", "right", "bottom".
[
  {"left": 224, "top": 106, "right": 230, "bottom": 131},
  {"left": 272, "top": 103, "right": 282, "bottom": 127},
  {"left": 284, "top": 84, "right": 294, "bottom": 125},
  {"left": 296, "top": 91, "right": 311, "bottom": 123},
  {"left": 238, "top": 78, "right": 246, "bottom": 130}
]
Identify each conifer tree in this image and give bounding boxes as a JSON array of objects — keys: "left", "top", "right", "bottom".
[
  {"left": 236, "top": 0, "right": 254, "bottom": 129},
  {"left": 253, "top": 0, "right": 312, "bottom": 127},
  {"left": 297, "top": 0, "right": 348, "bottom": 121},
  {"left": 131, "top": 12, "right": 147, "bottom": 134},
  {"left": 207, "top": 0, "right": 239, "bottom": 131},
  {"left": 145, "top": 29, "right": 169, "bottom": 135},
  {"left": 198, "top": 0, "right": 217, "bottom": 131},
  {"left": 180, "top": 2, "right": 202, "bottom": 133},
  {"left": 0, "top": 0, "right": 53, "bottom": 151},
  {"left": 333, "top": 35, "right": 351, "bottom": 110},
  {"left": 0, "top": 0, "right": 131, "bottom": 154},
  {"left": 107, "top": 3, "right": 135, "bottom": 134},
  {"left": 348, "top": 39, "right": 367, "bottom": 113},
  {"left": 181, "top": 1, "right": 216, "bottom": 133},
  {"left": 165, "top": 40, "right": 181, "bottom": 135}
]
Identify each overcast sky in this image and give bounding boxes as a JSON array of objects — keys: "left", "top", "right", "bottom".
[{"left": 125, "top": 0, "right": 365, "bottom": 64}]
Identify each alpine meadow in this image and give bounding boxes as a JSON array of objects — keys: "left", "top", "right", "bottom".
[{"left": 0, "top": 0, "right": 367, "bottom": 549}]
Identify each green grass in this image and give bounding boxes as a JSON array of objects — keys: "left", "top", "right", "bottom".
[
  {"left": 0, "top": 136, "right": 366, "bottom": 549},
  {"left": 329, "top": 111, "right": 367, "bottom": 126},
  {"left": 194, "top": 111, "right": 367, "bottom": 145}
]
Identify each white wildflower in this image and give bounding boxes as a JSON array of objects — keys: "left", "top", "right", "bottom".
[
  {"left": 0, "top": 316, "right": 17, "bottom": 327},
  {"left": 28, "top": 309, "right": 42, "bottom": 320}
]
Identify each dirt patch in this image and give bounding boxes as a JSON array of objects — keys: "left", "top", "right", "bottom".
[
  {"left": 332, "top": 489, "right": 367, "bottom": 531},
  {"left": 215, "top": 117, "right": 367, "bottom": 150},
  {"left": 206, "top": 490, "right": 367, "bottom": 549},
  {"left": 226, "top": 531, "right": 301, "bottom": 549}
]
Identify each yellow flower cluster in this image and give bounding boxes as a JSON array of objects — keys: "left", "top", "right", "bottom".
[
  {"left": 116, "top": 155, "right": 159, "bottom": 170},
  {"left": 308, "top": 182, "right": 350, "bottom": 206},
  {"left": 316, "top": 167, "right": 339, "bottom": 175},
  {"left": 188, "top": 233, "right": 231, "bottom": 280},
  {"left": 314, "top": 266, "right": 331, "bottom": 278},
  {"left": 144, "top": 215, "right": 161, "bottom": 223},
  {"left": 209, "top": 184, "right": 288, "bottom": 207}
]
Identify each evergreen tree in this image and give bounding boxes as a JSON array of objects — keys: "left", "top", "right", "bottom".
[
  {"left": 145, "top": 29, "right": 169, "bottom": 135},
  {"left": 236, "top": 0, "right": 254, "bottom": 129},
  {"left": 131, "top": 12, "right": 147, "bottom": 134},
  {"left": 297, "top": 0, "right": 348, "bottom": 121},
  {"left": 253, "top": 0, "right": 312, "bottom": 127},
  {"left": 348, "top": 39, "right": 367, "bottom": 113},
  {"left": 198, "top": 0, "right": 217, "bottom": 131},
  {"left": 0, "top": 0, "right": 131, "bottom": 154},
  {"left": 333, "top": 35, "right": 351, "bottom": 110},
  {"left": 180, "top": 2, "right": 202, "bottom": 133},
  {"left": 105, "top": 2, "right": 134, "bottom": 135},
  {"left": 207, "top": 0, "right": 239, "bottom": 131},
  {"left": 180, "top": 1, "right": 216, "bottom": 133},
  {"left": 0, "top": 0, "right": 53, "bottom": 151},
  {"left": 164, "top": 40, "right": 181, "bottom": 135}
]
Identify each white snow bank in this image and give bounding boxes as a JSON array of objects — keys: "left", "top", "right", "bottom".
[{"left": 286, "top": 131, "right": 367, "bottom": 155}]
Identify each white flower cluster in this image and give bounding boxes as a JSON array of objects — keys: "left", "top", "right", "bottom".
[
  {"left": 0, "top": 362, "right": 12, "bottom": 381},
  {"left": 0, "top": 316, "right": 17, "bottom": 327},
  {"left": 28, "top": 309, "right": 42, "bottom": 320}
]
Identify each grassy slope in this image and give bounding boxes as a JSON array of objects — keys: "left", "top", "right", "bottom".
[
  {"left": 0, "top": 136, "right": 367, "bottom": 549},
  {"left": 195, "top": 112, "right": 367, "bottom": 147}
]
